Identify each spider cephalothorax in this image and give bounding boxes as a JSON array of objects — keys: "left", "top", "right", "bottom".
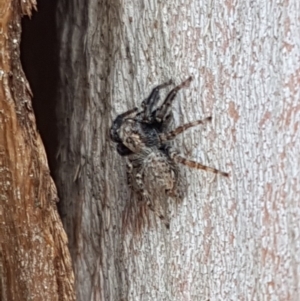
[{"left": 111, "top": 77, "right": 228, "bottom": 229}]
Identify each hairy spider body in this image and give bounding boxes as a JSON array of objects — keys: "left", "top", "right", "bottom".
[
  {"left": 126, "top": 147, "right": 179, "bottom": 228},
  {"left": 111, "top": 77, "right": 228, "bottom": 229}
]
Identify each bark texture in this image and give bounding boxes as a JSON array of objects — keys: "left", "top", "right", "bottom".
[
  {"left": 56, "top": 0, "right": 300, "bottom": 300},
  {"left": 0, "top": 1, "right": 75, "bottom": 300}
]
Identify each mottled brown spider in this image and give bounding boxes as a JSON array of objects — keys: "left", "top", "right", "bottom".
[{"left": 111, "top": 77, "right": 228, "bottom": 229}]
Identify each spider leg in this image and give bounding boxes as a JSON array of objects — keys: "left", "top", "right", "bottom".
[
  {"left": 159, "top": 117, "right": 212, "bottom": 142},
  {"left": 168, "top": 150, "right": 229, "bottom": 177},
  {"left": 126, "top": 161, "right": 133, "bottom": 188},
  {"left": 155, "top": 76, "right": 193, "bottom": 122},
  {"left": 141, "top": 80, "right": 173, "bottom": 122}
]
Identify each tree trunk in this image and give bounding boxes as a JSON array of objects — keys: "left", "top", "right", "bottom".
[
  {"left": 0, "top": 1, "right": 75, "bottom": 300},
  {"left": 56, "top": 0, "right": 300, "bottom": 300}
]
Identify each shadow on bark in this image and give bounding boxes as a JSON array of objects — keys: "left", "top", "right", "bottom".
[{"left": 20, "top": 0, "right": 59, "bottom": 176}]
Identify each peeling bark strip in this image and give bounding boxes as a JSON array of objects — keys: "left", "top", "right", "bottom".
[{"left": 0, "top": 1, "right": 75, "bottom": 301}]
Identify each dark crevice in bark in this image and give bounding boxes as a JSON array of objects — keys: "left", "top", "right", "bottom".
[{"left": 20, "top": 0, "right": 59, "bottom": 176}]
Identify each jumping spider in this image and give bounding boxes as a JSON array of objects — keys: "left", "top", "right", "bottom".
[{"left": 111, "top": 77, "right": 228, "bottom": 229}]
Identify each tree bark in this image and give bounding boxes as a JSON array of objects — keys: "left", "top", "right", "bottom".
[
  {"left": 0, "top": 1, "right": 75, "bottom": 300},
  {"left": 56, "top": 0, "right": 300, "bottom": 300}
]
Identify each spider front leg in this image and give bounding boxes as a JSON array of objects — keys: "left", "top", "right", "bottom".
[
  {"left": 135, "top": 172, "right": 170, "bottom": 229},
  {"left": 126, "top": 161, "right": 134, "bottom": 188},
  {"left": 155, "top": 76, "right": 193, "bottom": 123},
  {"left": 168, "top": 148, "right": 229, "bottom": 177}
]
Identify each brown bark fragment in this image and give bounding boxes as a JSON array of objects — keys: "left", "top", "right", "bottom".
[{"left": 0, "top": 1, "right": 75, "bottom": 300}]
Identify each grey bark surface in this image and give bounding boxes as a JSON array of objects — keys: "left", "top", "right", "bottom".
[{"left": 56, "top": 0, "right": 300, "bottom": 300}]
